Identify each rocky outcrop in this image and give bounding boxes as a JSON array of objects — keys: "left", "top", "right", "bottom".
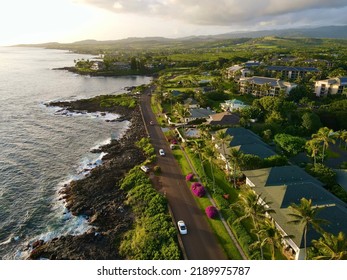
[{"left": 28, "top": 99, "right": 147, "bottom": 260}]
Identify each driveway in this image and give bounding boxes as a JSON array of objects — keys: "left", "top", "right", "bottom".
[{"left": 139, "top": 89, "right": 227, "bottom": 260}]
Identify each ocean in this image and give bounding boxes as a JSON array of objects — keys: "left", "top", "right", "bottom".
[{"left": 0, "top": 47, "right": 151, "bottom": 259}]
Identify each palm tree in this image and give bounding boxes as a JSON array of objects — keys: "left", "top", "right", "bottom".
[
  {"left": 214, "top": 129, "right": 233, "bottom": 178},
  {"left": 190, "top": 140, "right": 206, "bottom": 180},
  {"left": 226, "top": 147, "right": 243, "bottom": 188},
  {"left": 339, "top": 130, "right": 347, "bottom": 150},
  {"left": 305, "top": 139, "right": 321, "bottom": 166},
  {"left": 312, "top": 127, "right": 336, "bottom": 163},
  {"left": 312, "top": 231, "right": 347, "bottom": 260},
  {"left": 174, "top": 103, "right": 189, "bottom": 128},
  {"left": 250, "top": 219, "right": 290, "bottom": 260},
  {"left": 232, "top": 190, "right": 275, "bottom": 259},
  {"left": 288, "top": 198, "right": 328, "bottom": 260},
  {"left": 203, "top": 143, "right": 217, "bottom": 192}
]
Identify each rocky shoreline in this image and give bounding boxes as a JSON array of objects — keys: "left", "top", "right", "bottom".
[{"left": 28, "top": 98, "right": 147, "bottom": 260}]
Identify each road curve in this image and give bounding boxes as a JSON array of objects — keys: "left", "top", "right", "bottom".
[{"left": 139, "top": 88, "right": 227, "bottom": 260}]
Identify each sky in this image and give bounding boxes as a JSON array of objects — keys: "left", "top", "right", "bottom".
[{"left": 1, "top": 0, "right": 347, "bottom": 46}]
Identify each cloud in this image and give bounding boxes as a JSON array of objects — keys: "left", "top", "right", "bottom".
[{"left": 77, "top": 0, "right": 347, "bottom": 28}]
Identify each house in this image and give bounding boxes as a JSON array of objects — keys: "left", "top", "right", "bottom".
[
  {"left": 266, "top": 66, "right": 319, "bottom": 80},
  {"left": 314, "top": 77, "right": 347, "bottom": 97},
  {"left": 243, "top": 165, "right": 347, "bottom": 260},
  {"left": 207, "top": 112, "right": 240, "bottom": 126},
  {"left": 90, "top": 61, "right": 105, "bottom": 71},
  {"left": 183, "top": 98, "right": 200, "bottom": 109},
  {"left": 185, "top": 108, "right": 214, "bottom": 123},
  {"left": 213, "top": 127, "right": 276, "bottom": 161},
  {"left": 239, "top": 76, "right": 297, "bottom": 96},
  {"left": 220, "top": 99, "right": 248, "bottom": 112}
]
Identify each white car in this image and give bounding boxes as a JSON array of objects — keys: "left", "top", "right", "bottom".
[
  {"left": 140, "top": 165, "right": 150, "bottom": 173},
  {"left": 177, "top": 220, "right": 187, "bottom": 235},
  {"left": 159, "top": 149, "right": 165, "bottom": 156}
]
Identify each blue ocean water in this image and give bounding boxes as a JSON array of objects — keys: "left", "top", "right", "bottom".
[{"left": 0, "top": 47, "right": 151, "bottom": 259}]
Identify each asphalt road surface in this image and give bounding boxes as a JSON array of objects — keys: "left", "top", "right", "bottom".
[{"left": 139, "top": 88, "right": 227, "bottom": 260}]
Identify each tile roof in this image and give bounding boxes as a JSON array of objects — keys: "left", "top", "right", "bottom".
[
  {"left": 243, "top": 166, "right": 347, "bottom": 249},
  {"left": 267, "top": 66, "right": 319, "bottom": 72}
]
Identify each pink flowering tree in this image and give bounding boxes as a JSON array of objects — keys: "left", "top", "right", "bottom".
[
  {"left": 205, "top": 206, "right": 218, "bottom": 219},
  {"left": 186, "top": 173, "right": 194, "bottom": 181},
  {"left": 191, "top": 182, "right": 206, "bottom": 197}
]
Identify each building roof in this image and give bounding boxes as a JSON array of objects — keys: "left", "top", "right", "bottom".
[
  {"left": 267, "top": 66, "right": 319, "bottom": 72},
  {"left": 234, "top": 143, "right": 277, "bottom": 159},
  {"left": 227, "top": 65, "right": 243, "bottom": 72},
  {"left": 245, "top": 61, "right": 260, "bottom": 67},
  {"left": 209, "top": 112, "right": 240, "bottom": 126},
  {"left": 189, "top": 108, "right": 214, "bottom": 119},
  {"left": 225, "top": 127, "right": 263, "bottom": 146},
  {"left": 222, "top": 127, "right": 276, "bottom": 158},
  {"left": 243, "top": 165, "right": 347, "bottom": 249},
  {"left": 240, "top": 76, "right": 282, "bottom": 87},
  {"left": 316, "top": 77, "right": 347, "bottom": 86},
  {"left": 338, "top": 77, "right": 347, "bottom": 85}
]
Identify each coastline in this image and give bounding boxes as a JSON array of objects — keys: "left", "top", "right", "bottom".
[{"left": 28, "top": 97, "right": 147, "bottom": 260}]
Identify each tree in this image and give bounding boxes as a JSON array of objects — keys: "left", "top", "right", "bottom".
[
  {"left": 174, "top": 103, "right": 189, "bottom": 127},
  {"left": 312, "top": 231, "right": 347, "bottom": 260},
  {"left": 250, "top": 219, "right": 289, "bottom": 260},
  {"left": 215, "top": 130, "right": 233, "bottom": 179},
  {"left": 288, "top": 198, "right": 328, "bottom": 260},
  {"left": 190, "top": 140, "right": 206, "bottom": 180},
  {"left": 328, "top": 68, "right": 347, "bottom": 78},
  {"left": 301, "top": 112, "right": 322, "bottom": 135},
  {"left": 305, "top": 139, "right": 321, "bottom": 166},
  {"left": 232, "top": 190, "right": 275, "bottom": 259},
  {"left": 339, "top": 130, "right": 347, "bottom": 150},
  {"left": 203, "top": 143, "right": 217, "bottom": 192},
  {"left": 226, "top": 147, "right": 243, "bottom": 188},
  {"left": 312, "top": 127, "right": 336, "bottom": 163},
  {"left": 274, "top": 133, "right": 306, "bottom": 156}
]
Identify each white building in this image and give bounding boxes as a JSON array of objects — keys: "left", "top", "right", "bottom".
[
  {"left": 314, "top": 77, "right": 347, "bottom": 97},
  {"left": 220, "top": 99, "right": 248, "bottom": 112}
]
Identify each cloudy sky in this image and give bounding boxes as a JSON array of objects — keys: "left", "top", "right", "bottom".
[{"left": 1, "top": 0, "right": 347, "bottom": 45}]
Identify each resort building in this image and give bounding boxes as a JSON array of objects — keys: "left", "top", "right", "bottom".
[
  {"left": 227, "top": 65, "right": 253, "bottom": 79},
  {"left": 239, "top": 76, "right": 297, "bottom": 96},
  {"left": 266, "top": 66, "right": 320, "bottom": 80},
  {"left": 243, "top": 166, "right": 347, "bottom": 260},
  {"left": 314, "top": 77, "right": 347, "bottom": 97}
]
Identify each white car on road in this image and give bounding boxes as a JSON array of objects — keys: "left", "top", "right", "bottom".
[
  {"left": 159, "top": 149, "right": 165, "bottom": 156},
  {"left": 177, "top": 220, "right": 187, "bottom": 235}
]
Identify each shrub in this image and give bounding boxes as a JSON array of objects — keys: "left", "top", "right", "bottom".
[
  {"left": 191, "top": 182, "right": 206, "bottom": 197},
  {"left": 205, "top": 206, "right": 218, "bottom": 219},
  {"left": 154, "top": 165, "right": 161, "bottom": 173},
  {"left": 186, "top": 173, "right": 194, "bottom": 181}
]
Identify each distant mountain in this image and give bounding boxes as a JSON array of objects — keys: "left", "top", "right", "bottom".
[
  {"left": 212, "top": 25, "right": 347, "bottom": 39},
  {"left": 15, "top": 25, "right": 347, "bottom": 52}
]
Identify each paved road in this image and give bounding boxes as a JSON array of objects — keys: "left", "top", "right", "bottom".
[{"left": 139, "top": 89, "right": 227, "bottom": 260}]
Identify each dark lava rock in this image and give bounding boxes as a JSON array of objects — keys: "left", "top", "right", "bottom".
[{"left": 29, "top": 99, "right": 147, "bottom": 260}]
